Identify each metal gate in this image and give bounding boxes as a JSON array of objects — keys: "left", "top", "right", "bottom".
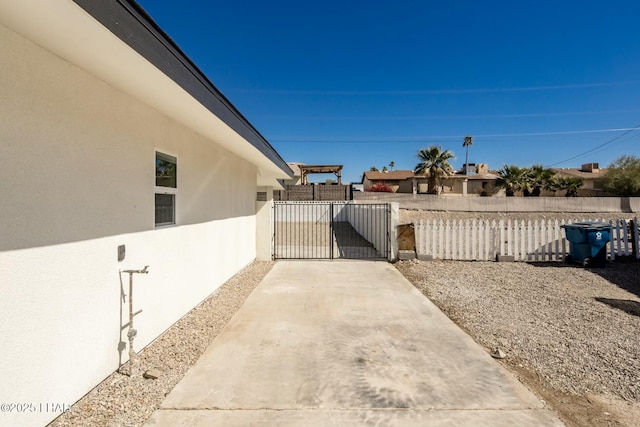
[{"left": 273, "top": 201, "right": 390, "bottom": 260}]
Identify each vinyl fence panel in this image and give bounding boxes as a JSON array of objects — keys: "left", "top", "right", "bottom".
[{"left": 415, "top": 217, "right": 639, "bottom": 261}]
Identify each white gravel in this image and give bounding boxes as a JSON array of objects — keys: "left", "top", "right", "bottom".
[
  {"left": 395, "top": 259, "right": 640, "bottom": 402},
  {"left": 48, "top": 261, "right": 275, "bottom": 427}
]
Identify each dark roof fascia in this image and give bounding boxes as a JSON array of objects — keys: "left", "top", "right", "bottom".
[{"left": 72, "top": 0, "right": 293, "bottom": 179}]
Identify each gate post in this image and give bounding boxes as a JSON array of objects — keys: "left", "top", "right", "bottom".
[
  {"left": 330, "top": 203, "right": 334, "bottom": 259},
  {"left": 256, "top": 186, "right": 274, "bottom": 261},
  {"left": 631, "top": 218, "right": 639, "bottom": 259},
  {"left": 388, "top": 202, "right": 399, "bottom": 261}
]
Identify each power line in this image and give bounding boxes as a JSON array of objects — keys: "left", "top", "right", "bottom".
[
  {"left": 229, "top": 80, "right": 640, "bottom": 95},
  {"left": 254, "top": 109, "right": 640, "bottom": 121},
  {"left": 545, "top": 123, "right": 640, "bottom": 167},
  {"left": 271, "top": 127, "right": 640, "bottom": 143},
  {"left": 565, "top": 133, "right": 640, "bottom": 164}
]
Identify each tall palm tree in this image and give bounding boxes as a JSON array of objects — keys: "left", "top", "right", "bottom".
[
  {"left": 462, "top": 135, "right": 473, "bottom": 174},
  {"left": 415, "top": 146, "right": 455, "bottom": 194},
  {"left": 389, "top": 161, "right": 395, "bottom": 171},
  {"left": 496, "top": 165, "right": 527, "bottom": 196}
]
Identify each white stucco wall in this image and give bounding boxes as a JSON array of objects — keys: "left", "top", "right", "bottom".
[
  {"left": 256, "top": 188, "right": 275, "bottom": 261},
  {"left": 0, "top": 24, "right": 258, "bottom": 427}
]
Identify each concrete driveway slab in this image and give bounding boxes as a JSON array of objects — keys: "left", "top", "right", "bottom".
[
  {"left": 144, "top": 261, "right": 564, "bottom": 426},
  {"left": 145, "top": 409, "right": 564, "bottom": 426}
]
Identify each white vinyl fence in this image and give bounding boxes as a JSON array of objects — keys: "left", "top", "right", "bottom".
[{"left": 415, "top": 218, "right": 640, "bottom": 262}]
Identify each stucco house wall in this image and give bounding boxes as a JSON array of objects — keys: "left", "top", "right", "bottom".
[
  {"left": 397, "top": 179, "right": 414, "bottom": 193},
  {"left": 0, "top": 2, "right": 291, "bottom": 426}
]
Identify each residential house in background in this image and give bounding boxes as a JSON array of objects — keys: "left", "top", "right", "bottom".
[
  {"left": 437, "top": 163, "right": 500, "bottom": 196},
  {"left": 362, "top": 164, "right": 499, "bottom": 196},
  {"left": 362, "top": 170, "right": 416, "bottom": 193},
  {"left": 0, "top": 1, "right": 292, "bottom": 426},
  {"left": 362, "top": 163, "right": 612, "bottom": 197},
  {"left": 552, "top": 163, "right": 608, "bottom": 196}
]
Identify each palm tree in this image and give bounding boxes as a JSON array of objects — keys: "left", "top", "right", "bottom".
[
  {"left": 370, "top": 166, "right": 379, "bottom": 171},
  {"left": 496, "top": 165, "right": 527, "bottom": 196},
  {"left": 525, "top": 165, "right": 556, "bottom": 196},
  {"left": 462, "top": 135, "right": 473, "bottom": 174},
  {"left": 415, "top": 145, "right": 455, "bottom": 194},
  {"left": 555, "top": 176, "right": 584, "bottom": 197},
  {"left": 389, "top": 161, "right": 395, "bottom": 171}
]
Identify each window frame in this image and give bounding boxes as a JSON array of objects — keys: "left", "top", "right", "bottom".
[{"left": 155, "top": 150, "right": 178, "bottom": 227}]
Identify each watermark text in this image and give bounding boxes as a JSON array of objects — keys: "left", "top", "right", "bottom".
[{"left": 1, "top": 402, "right": 71, "bottom": 413}]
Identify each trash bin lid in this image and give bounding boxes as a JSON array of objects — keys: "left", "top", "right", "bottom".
[{"left": 561, "top": 221, "right": 611, "bottom": 230}]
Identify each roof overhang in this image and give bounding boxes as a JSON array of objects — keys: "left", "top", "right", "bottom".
[{"left": 0, "top": 0, "right": 293, "bottom": 187}]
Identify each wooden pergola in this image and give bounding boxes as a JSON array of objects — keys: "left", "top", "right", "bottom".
[{"left": 299, "top": 164, "right": 343, "bottom": 184}]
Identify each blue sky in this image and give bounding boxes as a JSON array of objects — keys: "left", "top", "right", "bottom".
[{"left": 137, "top": 0, "right": 640, "bottom": 183}]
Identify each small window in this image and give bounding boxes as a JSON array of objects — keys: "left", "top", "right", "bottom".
[
  {"left": 155, "top": 151, "right": 177, "bottom": 227},
  {"left": 156, "top": 152, "right": 177, "bottom": 188},
  {"left": 155, "top": 194, "right": 175, "bottom": 226}
]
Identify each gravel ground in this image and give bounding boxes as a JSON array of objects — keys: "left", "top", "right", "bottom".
[
  {"left": 396, "top": 259, "right": 640, "bottom": 426},
  {"left": 48, "top": 261, "right": 275, "bottom": 427}
]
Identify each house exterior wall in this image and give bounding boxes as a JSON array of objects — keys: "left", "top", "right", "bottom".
[
  {"left": 363, "top": 177, "right": 410, "bottom": 193},
  {"left": 0, "top": 25, "right": 257, "bottom": 427},
  {"left": 449, "top": 179, "right": 464, "bottom": 194},
  {"left": 581, "top": 178, "right": 602, "bottom": 190},
  {"left": 419, "top": 178, "right": 497, "bottom": 196},
  {"left": 362, "top": 177, "right": 376, "bottom": 190},
  {"left": 468, "top": 180, "right": 497, "bottom": 195},
  {"left": 363, "top": 176, "right": 414, "bottom": 194},
  {"left": 397, "top": 179, "right": 414, "bottom": 193}
]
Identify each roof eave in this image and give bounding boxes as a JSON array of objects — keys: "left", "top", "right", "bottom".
[{"left": 0, "top": 0, "right": 293, "bottom": 181}]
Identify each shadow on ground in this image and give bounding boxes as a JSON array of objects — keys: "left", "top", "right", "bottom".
[
  {"left": 530, "top": 260, "right": 640, "bottom": 318},
  {"left": 594, "top": 297, "right": 640, "bottom": 318},
  {"left": 590, "top": 261, "right": 640, "bottom": 299},
  {"left": 332, "top": 222, "right": 383, "bottom": 260},
  {"left": 528, "top": 262, "right": 577, "bottom": 269}
]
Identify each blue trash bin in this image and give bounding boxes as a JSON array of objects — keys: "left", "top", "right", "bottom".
[{"left": 560, "top": 221, "right": 612, "bottom": 267}]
